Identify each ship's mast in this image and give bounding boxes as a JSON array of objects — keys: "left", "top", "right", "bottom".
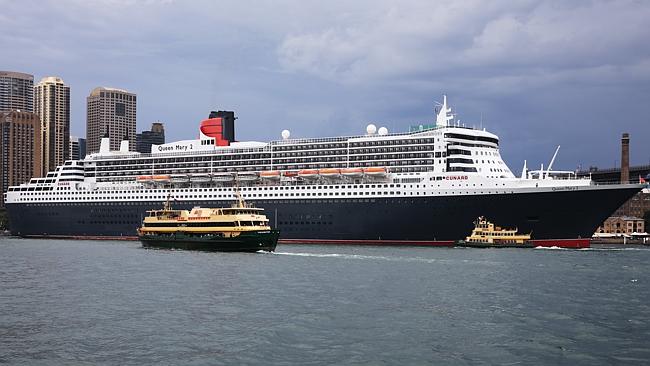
[
  {"left": 436, "top": 95, "right": 454, "bottom": 127},
  {"left": 546, "top": 145, "right": 561, "bottom": 179}
]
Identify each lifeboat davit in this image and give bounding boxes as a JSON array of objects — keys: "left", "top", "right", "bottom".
[
  {"left": 260, "top": 170, "right": 281, "bottom": 180},
  {"left": 341, "top": 168, "right": 364, "bottom": 178},
  {"left": 363, "top": 167, "right": 387, "bottom": 177},
  {"left": 319, "top": 168, "right": 341, "bottom": 178},
  {"left": 298, "top": 169, "right": 319, "bottom": 179}
]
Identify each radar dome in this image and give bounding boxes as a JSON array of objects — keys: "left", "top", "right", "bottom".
[
  {"left": 366, "top": 124, "right": 377, "bottom": 135},
  {"left": 378, "top": 127, "right": 388, "bottom": 135},
  {"left": 281, "top": 129, "right": 290, "bottom": 139}
]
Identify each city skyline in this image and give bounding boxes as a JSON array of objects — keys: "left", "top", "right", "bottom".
[{"left": 2, "top": 1, "right": 649, "bottom": 170}]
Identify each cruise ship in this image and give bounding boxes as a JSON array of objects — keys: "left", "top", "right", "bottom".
[{"left": 4, "top": 96, "right": 642, "bottom": 244}]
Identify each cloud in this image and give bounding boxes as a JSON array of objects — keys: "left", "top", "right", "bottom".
[
  {"left": 1, "top": 0, "right": 648, "bottom": 168},
  {"left": 277, "top": 1, "right": 650, "bottom": 91}
]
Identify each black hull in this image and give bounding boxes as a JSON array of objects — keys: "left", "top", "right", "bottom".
[
  {"left": 139, "top": 230, "right": 279, "bottom": 252},
  {"left": 6, "top": 185, "right": 641, "bottom": 242}
]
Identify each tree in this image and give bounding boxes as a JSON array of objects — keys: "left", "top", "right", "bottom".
[{"left": 0, "top": 208, "right": 7, "bottom": 230}]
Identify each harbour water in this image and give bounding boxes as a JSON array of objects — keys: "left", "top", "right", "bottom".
[{"left": 1, "top": 237, "right": 649, "bottom": 365}]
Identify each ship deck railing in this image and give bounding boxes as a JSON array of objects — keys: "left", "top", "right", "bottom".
[
  {"left": 88, "top": 146, "right": 273, "bottom": 161},
  {"left": 590, "top": 180, "right": 648, "bottom": 186}
]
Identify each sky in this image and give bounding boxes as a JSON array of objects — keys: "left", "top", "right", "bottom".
[{"left": 2, "top": 0, "right": 649, "bottom": 171}]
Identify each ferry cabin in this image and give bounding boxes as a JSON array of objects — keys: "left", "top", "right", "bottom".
[{"left": 141, "top": 207, "right": 271, "bottom": 234}]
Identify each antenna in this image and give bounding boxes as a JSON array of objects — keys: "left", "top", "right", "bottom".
[
  {"left": 164, "top": 192, "right": 172, "bottom": 211},
  {"left": 233, "top": 172, "right": 245, "bottom": 208}
]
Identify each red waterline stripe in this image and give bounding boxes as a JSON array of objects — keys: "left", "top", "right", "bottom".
[
  {"left": 23, "top": 235, "right": 139, "bottom": 241},
  {"left": 278, "top": 238, "right": 455, "bottom": 246},
  {"left": 529, "top": 238, "right": 591, "bottom": 249}
]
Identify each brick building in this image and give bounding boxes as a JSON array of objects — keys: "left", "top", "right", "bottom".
[
  {"left": 0, "top": 110, "right": 42, "bottom": 207},
  {"left": 597, "top": 216, "right": 645, "bottom": 234}
]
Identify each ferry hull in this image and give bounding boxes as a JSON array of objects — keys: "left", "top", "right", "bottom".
[
  {"left": 6, "top": 185, "right": 640, "bottom": 243},
  {"left": 455, "top": 241, "right": 536, "bottom": 248},
  {"left": 139, "top": 230, "right": 279, "bottom": 252}
]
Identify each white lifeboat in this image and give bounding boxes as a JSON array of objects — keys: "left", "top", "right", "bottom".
[
  {"left": 190, "top": 173, "right": 212, "bottom": 183},
  {"left": 170, "top": 174, "right": 190, "bottom": 183},
  {"left": 212, "top": 173, "right": 234, "bottom": 182},
  {"left": 237, "top": 172, "right": 259, "bottom": 181}
]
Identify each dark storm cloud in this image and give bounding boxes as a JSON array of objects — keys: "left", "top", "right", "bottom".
[{"left": 1, "top": 0, "right": 648, "bottom": 170}]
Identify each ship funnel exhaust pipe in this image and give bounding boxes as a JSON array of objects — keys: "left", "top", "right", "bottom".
[{"left": 99, "top": 137, "right": 110, "bottom": 153}]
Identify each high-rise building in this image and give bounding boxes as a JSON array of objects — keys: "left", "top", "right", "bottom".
[
  {"left": 0, "top": 111, "right": 42, "bottom": 207},
  {"left": 34, "top": 76, "right": 70, "bottom": 175},
  {"left": 0, "top": 71, "right": 34, "bottom": 113},
  {"left": 70, "top": 136, "right": 87, "bottom": 160},
  {"left": 86, "top": 87, "right": 136, "bottom": 154},
  {"left": 136, "top": 122, "right": 165, "bottom": 153}
]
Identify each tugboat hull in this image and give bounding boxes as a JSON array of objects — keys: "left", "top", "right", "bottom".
[{"left": 139, "top": 230, "right": 279, "bottom": 252}]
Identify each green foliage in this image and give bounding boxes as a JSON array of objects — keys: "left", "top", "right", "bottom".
[{"left": 0, "top": 208, "right": 7, "bottom": 230}]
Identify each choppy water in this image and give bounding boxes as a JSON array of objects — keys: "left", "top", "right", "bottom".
[{"left": 1, "top": 237, "right": 649, "bottom": 365}]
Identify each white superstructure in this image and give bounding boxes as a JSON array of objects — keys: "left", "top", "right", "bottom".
[{"left": 5, "top": 96, "right": 593, "bottom": 206}]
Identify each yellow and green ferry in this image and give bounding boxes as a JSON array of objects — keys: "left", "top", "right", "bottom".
[
  {"left": 456, "top": 216, "right": 533, "bottom": 248},
  {"left": 138, "top": 195, "right": 279, "bottom": 252}
]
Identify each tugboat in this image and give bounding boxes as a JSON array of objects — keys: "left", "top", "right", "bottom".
[
  {"left": 137, "top": 193, "right": 279, "bottom": 252},
  {"left": 456, "top": 216, "right": 533, "bottom": 248}
]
